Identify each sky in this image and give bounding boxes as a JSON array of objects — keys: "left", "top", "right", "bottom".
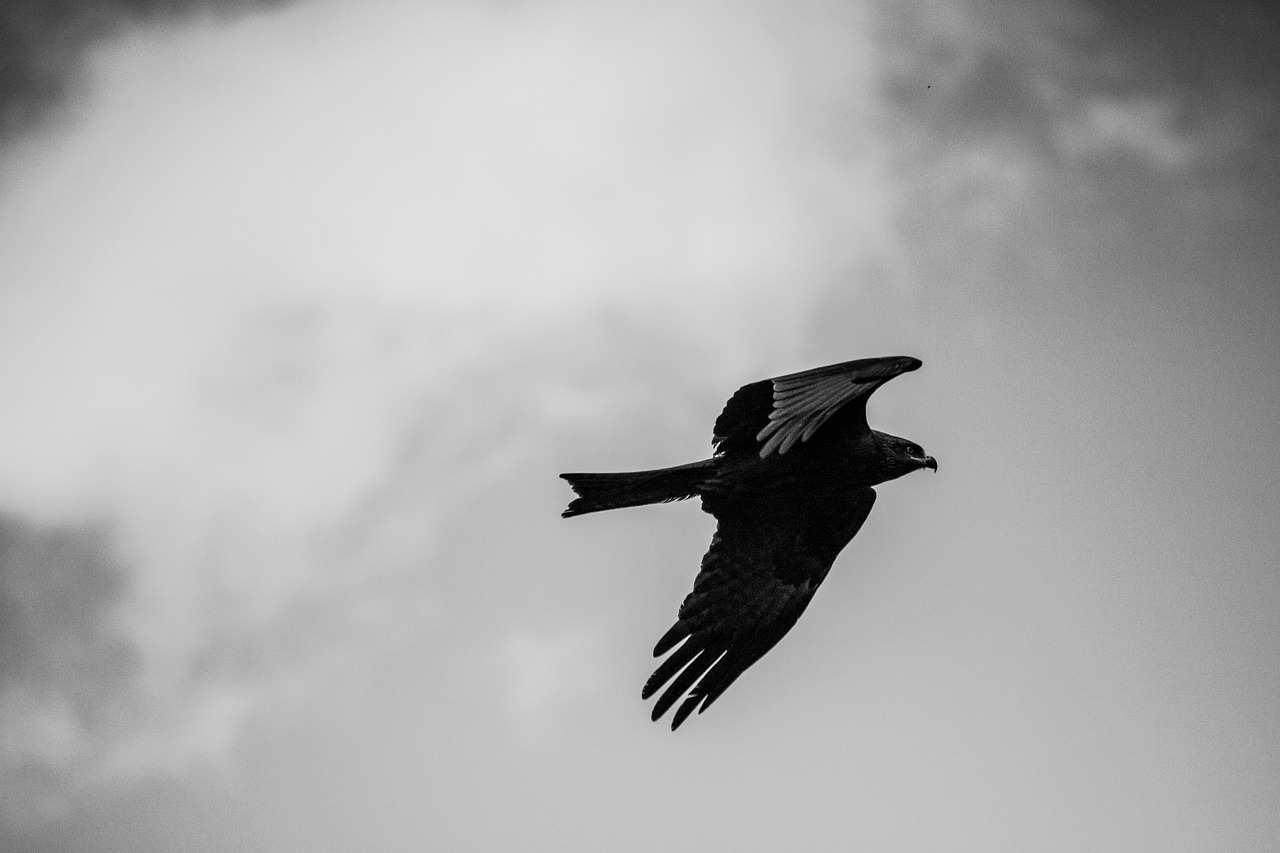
[{"left": 1, "top": 0, "right": 1277, "bottom": 850}]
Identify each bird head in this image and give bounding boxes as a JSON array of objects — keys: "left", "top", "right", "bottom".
[{"left": 873, "top": 432, "right": 938, "bottom": 482}]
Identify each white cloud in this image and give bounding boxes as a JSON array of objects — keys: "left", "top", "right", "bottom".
[{"left": 0, "top": 0, "right": 902, "bottom": 822}]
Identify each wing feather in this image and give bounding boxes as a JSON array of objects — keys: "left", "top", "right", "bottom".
[
  {"left": 642, "top": 638, "right": 701, "bottom": 699},
  {"left": 649, "top": 645, "right": 725, "bottom": 722},
  {"left": 645, "top": 488, "right": 877, "bottom": 728},
  {"left": 713, "top": 356, "right": 921, "bottom": 459}
]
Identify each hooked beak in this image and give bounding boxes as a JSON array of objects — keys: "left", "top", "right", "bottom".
[{"left": 919, "top": 455, "right": 938, "bottom": 472}]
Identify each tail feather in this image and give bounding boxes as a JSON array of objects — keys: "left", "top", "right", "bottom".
[{"left": 560, "top": 459, "right": 714, "bottom": 517}]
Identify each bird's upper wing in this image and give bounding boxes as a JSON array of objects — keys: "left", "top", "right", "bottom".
[
  {"left": 643, "top": 488, "right": 877, "bottom": 729},
  {"left": 713, "top": 355, "right": 922, "bottom": 458}
]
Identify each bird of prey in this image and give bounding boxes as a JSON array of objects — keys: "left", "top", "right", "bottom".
[{"left": 560, "top": 355, "right": 936, "bottom": 729}]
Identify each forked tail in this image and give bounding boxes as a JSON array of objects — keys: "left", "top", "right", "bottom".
[{"left": 560, "top": 459, "right": 715, "bottom": 517}]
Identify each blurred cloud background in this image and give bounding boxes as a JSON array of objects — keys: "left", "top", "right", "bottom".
[{"left": 1, "top": 0, "right": 1277, "bottom": 850}]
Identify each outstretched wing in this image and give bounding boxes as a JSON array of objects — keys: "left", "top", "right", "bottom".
[
  {"left": 644, "top": 488, "right": 877, "bottom": 729},
  {"left": 713, "top": 355, "right": 922, "bottom": 459}
]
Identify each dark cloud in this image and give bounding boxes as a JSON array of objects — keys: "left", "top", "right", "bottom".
[
  {"left": 0, "top": 0, "right": 291, "bottom": 143},
  {"left": 0, "top": 517, "right": 124, "bottom": 678},
  {"left": 0, "top": 516, "right": 138, "bottom": 824},
  {"left": 1082, "top": 0, "right": 1279, "bottom": 91},
  {"left": 873, "top": 0, "right": 1280, "bottom": 330},
  {"left": 883, "top": 0, "right": 1279, "bottom": 131}
]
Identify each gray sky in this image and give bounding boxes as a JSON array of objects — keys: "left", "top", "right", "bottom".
[{"left": 1, "top": 0, "right": 1277, "bottom": 850}]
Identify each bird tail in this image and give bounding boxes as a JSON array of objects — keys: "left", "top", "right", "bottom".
[{"left": 560, "top": 459, "right": 715, "bottom": 518}]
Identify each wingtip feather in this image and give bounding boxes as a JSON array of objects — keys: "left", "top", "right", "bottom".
[
  {"left": 653, "top": 622, "right": 689, "bottom": 657},
  {"left": 671, "top": 695, "right": 700, "bottom": 730},
  {"left": 642, "top": 639, "right": 698, "bottom": 699}
]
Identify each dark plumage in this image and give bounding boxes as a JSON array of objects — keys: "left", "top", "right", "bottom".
[{"left": 560, "top": 355, "right": 936, "bottom": 729}]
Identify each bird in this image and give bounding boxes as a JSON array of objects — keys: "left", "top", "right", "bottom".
[{"left": 560, "top": 355, "right": 937, "bottom": 729}]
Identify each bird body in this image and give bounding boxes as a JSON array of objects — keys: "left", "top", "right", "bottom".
[{"left": 561, "top": 355, "right": 935, "bottom": 729}]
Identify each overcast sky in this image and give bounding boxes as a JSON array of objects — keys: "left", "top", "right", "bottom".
[{"left": 1, "top": 0, "right": 1278, "bottom": 850}]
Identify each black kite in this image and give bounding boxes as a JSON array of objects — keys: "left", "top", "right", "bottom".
[{"left": 560, "top": 355, "right": 936, "bottom": 729}]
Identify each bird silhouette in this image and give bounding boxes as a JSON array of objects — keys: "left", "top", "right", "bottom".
[{"left": 561, "top": 356, "right": 936, "bottom": 729}]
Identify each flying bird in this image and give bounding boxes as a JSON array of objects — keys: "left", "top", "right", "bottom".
[{"left": 560, "top": 355, "right": 937, "bottom": 729}]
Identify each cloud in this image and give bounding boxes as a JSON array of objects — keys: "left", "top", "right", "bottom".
[
  {"left": 1, "top": 1, "right": 1275, "bottom": 849},
  {"left": 1057, "top": 96, "right": 1195, "bottom": 168},
  {"left": 7, "top": 0, "right": 1268, "bottom": 834},
  {"left": 0, "top": 0, "right": 907, "bottom": 825},
  {"left": 0, "top": 0, "right": 293, "bottom": 143},
  {"left": 0, "top": 517, "right": 133, "bottom": 824}
]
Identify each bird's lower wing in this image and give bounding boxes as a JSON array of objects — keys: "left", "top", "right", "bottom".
[{"left": 644, "top": 488, "right": 876, "bottom": 729}]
